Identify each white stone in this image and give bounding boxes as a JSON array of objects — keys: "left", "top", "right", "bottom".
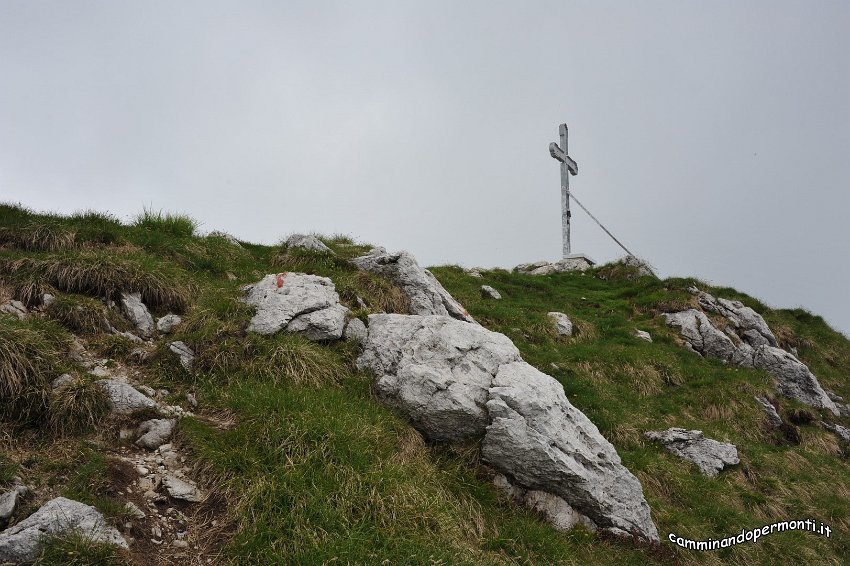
[
  {"left": 242, "top": 273, "right": 348, "bottom": 340},
  {"left": 351, "top": 247, "right": 474, "bottom": 323},
  {"left": 162, "top": 475, "right": 203, "bottom": 503},
  {"left": 0, "top": 300, "right": 27, "bottom": 320},
  {"left": 754, "top": 396, "right": 783, "bottom": 428},
  {"left": 168, "top": 341, "right": 195, "bottom": 371},
  {"left": 547, "top": 312, "right": 573, "bottom": 336},
  {"left": 136, "top": 419, "right": 176, "bottom": 450},
  {"left": 645, "top": 428, "right": 739, "bottom": 477},
  {"left": 0, "top": 497, "right": 127, "bottom": 563},
  {"left": 207, "top": 231, "right": 242, "bottom": 247},
  {"left": 342, "top": 318, "right": 368, "bottom": 343},
  {"left": 357, "top": 314, "right": 659, "bottom": 541},
  {"left": 121, "top": 292, "right": 154, "bottom": 338},
  {"left": 697, "top": 292, "right": 778, "bottom": 347},
  {"left": 480, "top": 285, "right": 501, "bottom": 300},
  {"left": 634, "top": 329, "right": 652, "bottom": 342},
  {"left": 285, "top": 234, "right": 332, "bottom": 253},
  {"left": 157, "top": 314, "right": 182, "bottom": 334},
  {"left": 492, "top": 473, "right": 596, "bottom": 533},
  {"left": 96, "top": 379, "right": 158, "bottom": 413}
]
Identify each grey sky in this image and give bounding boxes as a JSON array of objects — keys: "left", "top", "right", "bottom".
[{"left": 2, "top": 1, "right": 848, "bottom": 334}]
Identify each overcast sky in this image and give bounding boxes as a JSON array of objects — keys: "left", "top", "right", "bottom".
[{"left": 1, "top": 1, "right": 848, "bottom": 334}]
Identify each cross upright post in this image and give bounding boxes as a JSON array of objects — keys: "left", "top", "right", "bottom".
[{"left": 549, "top": 123, "right": 578, "bottom": 259}]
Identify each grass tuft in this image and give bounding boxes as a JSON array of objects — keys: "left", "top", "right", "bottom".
[
  {"left": 0, "top": 221, "right": 76, "bottom": 252},
  {"left": 49, "top": 374, "right": 111, "bottom": 436},
  {"left": 36, "top": 533, "right": 130, "bottom": 566},
  {"left": 46, "top": 295, "right": 111, "bottom": 335},
  {"left": 0, "top": 317, "right": 69, "bottom": 424},
  {"left": 133, "top": 208, "right": 198, "bottom": 237}
]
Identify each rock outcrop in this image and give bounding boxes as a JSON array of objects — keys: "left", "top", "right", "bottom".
[
  {"left": 492, "top": 473, "right": 596, "bottom": 532},
  {"left": 644, "top": 428, "right": 739, "bottom": 477},
  {"left": 0, "top": 497, "right": 127, "bottom": 563},
  {"left": 754, "top": 396, "right": 783, "bottom": 428},
  {"left": 121, "top": 292, "right": 154, "bottom": 339},
  {"left": 351, "top": 247, "right": 474, "bottom": 323},
  {"left": 242, "top": 273, "right": 348, "bottom": 340},
  {"left": 357, "top": 314, "right": 658, "bottom": 541},
  {"left": 662, "top": 305, "right": 839, "bottom": 415},
  {"left": 515, "top": 255, "right": 594, "bottom": 275},
  {"left": 634, "top": 329, "right": 652, "bottom": 342},
  {"left": 547, "top": 312, "right": 573, "bottom": 337},
  {"left": 0, "top": 300, "right": 27, "bottom": 320},
  {"left": 285, "top": 234, "right": 332, "bottom": 253},
  {"left": 0, "top": 487, "right": 26, "bottom": 528}
]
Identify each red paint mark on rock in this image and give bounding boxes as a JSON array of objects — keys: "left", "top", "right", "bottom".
[{"left": 276, "top": 273, "right": 287, "bottom": 288}]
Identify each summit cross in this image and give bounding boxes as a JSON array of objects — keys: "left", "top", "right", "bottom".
[{"left": 549, "top": 123, "right": 578, "bottom": 259}]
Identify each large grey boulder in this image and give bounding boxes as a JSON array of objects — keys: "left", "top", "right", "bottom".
[
  {"left": 697, "top": 292, "right": 778, "bottom": 348},
  {"left": 96, "top": 379, "right": 158, "bottom": 413},
  {"left": 644, "top": 428, "right": 739, "bottom": 477},
  {"left": 285, "top": 233, "right": 332, "bottom": 254},
  {"left": 120, "top": 292, "right": 154, "bottom": 338},
  {"left": 0, "top": 497, "right": 127, "bottom": 563},
  {"left": 242, "top": 273, "right": 348, "bottom": 340},
  {"left": 357, "top": 314, "right": 658, "bottom": 541},
  {"left": 351, "top": 247, "right": 474, "bottom": 323}
]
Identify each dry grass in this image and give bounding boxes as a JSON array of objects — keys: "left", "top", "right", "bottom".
[
  {"left": 2, "top": 252, "right": 191, "bottom": 312},
  {"left": 48, "top": 374, "right": 111, "bottom": 436},
  {"left": 46, "top": 295, "right": 110, "bottom": 335},
  {"left": 336, "top": 271, "right": 410, "bottom": 314},
  {"left": 0, "top": 317, "right": 68, "bottom": 424},
  {"left": 0, "top": 222, "right": 76, "bottom": 252}
]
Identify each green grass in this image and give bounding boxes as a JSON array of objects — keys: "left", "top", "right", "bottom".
[
  {"left": 2, "top": 203, "right": 849, "bottom": 565},
  {"left": 36, "top": 534, "right": 130, "bottom": 566}
]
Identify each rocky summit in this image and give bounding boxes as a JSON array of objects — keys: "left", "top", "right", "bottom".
[{"left": 0, "top": 204, "right": 849, "bottom": 565}]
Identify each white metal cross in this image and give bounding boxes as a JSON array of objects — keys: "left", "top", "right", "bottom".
[{"left": 549, "top": 123, "right": 578, "bottom": 259}]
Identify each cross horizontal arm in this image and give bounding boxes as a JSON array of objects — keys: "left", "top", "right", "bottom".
[{"left": 549, "top": 143, "right": 577, "bottom": 174}]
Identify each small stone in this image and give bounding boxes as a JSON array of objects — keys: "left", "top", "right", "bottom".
[
  {"left": 135, "top": 419, "right": 176, "bottom": 450},
  {"left": 186, "top": 393, "right": 198, "bottom": 408},
  {"left": 51, "top": 373, "right": 74, "bottom": 390},
  {"left": 97, "top": 379, "right": 158, "bottom": 413},
  {"left": 480, "top": 285, "right": 502, "bottom": 300},
  {"left": 168, "top": 341, "right": 195, "bottom": 371},
  {"left": 120, "top": 292, "right": 154, "bottom": 339},
  {"left": 226, "top": 271, "right": 237, "bottom": 281},
  {"left": 135, "top": 466, "right": 150, "bottom": 476},
  {"left": 634, "top": 330, "right": 652, "bottom": 342},
  {"left": 285, "top": 234, "right": 333, "bottom": 253},
  {"left": 124, "top": 502, "right": 146, "bottom": 519},
  {"left": 162, "top": 475, "right": 203, "bottom": 503},
  {"left": 645, "top": 428, "right": 739, "bottom": 477},
  {"left": 343, "top": 318, "right": 368, "bottom": 343},
  {"left": 173, "top": 540, "right": 189, "bottom": 548},
  {"left": 157, "top": 314, "right": 182, "bottom": 334},
  {"left": 0, "top": 300, "right": 27, "bottom": 320},
  {"left": 547, "top": 312, "right": 573, "bottom": 336},
  {"left": 754, "top": 396, "right": 783, "bottom": 428}
]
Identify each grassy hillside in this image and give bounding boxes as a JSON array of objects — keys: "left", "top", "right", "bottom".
[{"left": 0, "top": 203, "right": 848, "bottom": 565}]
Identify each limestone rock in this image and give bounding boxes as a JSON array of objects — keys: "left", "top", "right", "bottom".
[
  {"left": 464, "top": 267, "right": 483, "bottom": 278},
  {"left": 751, "top": 347, "right": 838, "bottom": 415},
  {"left": 343, "top": 318, "right": 368, "bottom": 343},
  {"left": 515, "top": 255, "right": 595, "bottom": 275},
  {"left": 644, "top": 428, "right": 739, "bottom": 477},
  {"left": 663, "top": 307, "right": 838, "bottom": 415},
  {"left": 822, "top": 422, "right": 850, "bottom": 443},
  {"left": 0, "top": 300, "right": 27, "bottom": 320},
  {"left": 662, "top": 309, "right": 744, "bottom": 364},
  {"left": 242, "top": 273, "right": 348, "bottom": 340},
  {"left": 0, "top": 497, "right": 127, "bottom": 563},
  {"left": 0, "top": 487, "right": 26, "bottom": 526},
  {"left": 51, "top": 373, "right": 74, "bottom": 390},
  {"left": 168, "top": 341, "right": 195, "bottom": 371},
  {"left": 547, "top": 312, "right": 573, "bottom": 337},
  {"left": 357, "top": 314, "right": 659, "bottom": 541},
  {"left": 136, "top": 419, "right": 176, "bottom": 450},
  {"left": 162, "top": 474, "right": 203, "bottom": 503},
  {"left": 120, "top": 292, "right": 154, "bottom": 339},
  {"left": 351, "top": 247, "right": 474, "bottom": 323},
  {"left": 41, "top": 293, "right": 55, "bottom": 308},
  {"left": 616, "top": 255, "right": 656, "bottom": 278},
  {"left": 157, "top": 314, "right": 182, "bottom": 334},
  {"left": 754, "top": 396, "right": 783, "bottom": 428},
  {"left": 96, "top": 379, "right": 158, "bottom": 413},
  {"left": 285, "top": 233, "right": 332, "bottom": 253},
  {"left": 492, "top": 473, "right": 596, "bottom": 533},
  {"left": 697, "top": 292, "right": 778, "bottom": 347},
  {"left": 635, "top": 329, "right": 652, "bottom": 342},
  {"left": 480, "top": 285, "right": 502, "bottom": 300},
  {"left": 286, "top": 304, "right": 349, "bottom": 341}
]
